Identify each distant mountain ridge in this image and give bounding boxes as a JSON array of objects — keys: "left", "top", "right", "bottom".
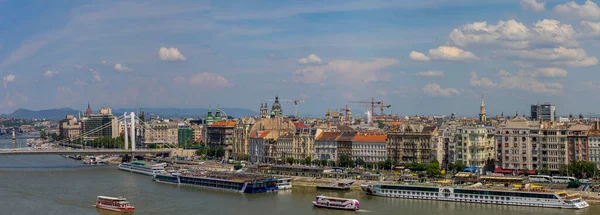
[{"left": 1, "top": 107, "right": 258, "bottom": 120}]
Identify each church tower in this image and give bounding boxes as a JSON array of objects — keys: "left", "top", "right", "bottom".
[{"left": 479, "top": 95, "right": 487, "bottom": 122}]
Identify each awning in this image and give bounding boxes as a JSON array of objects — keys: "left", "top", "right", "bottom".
[{"left": 494, "top": 167, "right": 513, "bottom": 174}]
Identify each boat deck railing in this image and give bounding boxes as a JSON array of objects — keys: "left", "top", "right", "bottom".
[{"left": 182, "top": 171, "right": 276, "bottom": 183}]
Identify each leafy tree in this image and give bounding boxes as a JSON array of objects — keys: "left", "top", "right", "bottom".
[
  {"left": 217, "top": 146, "right": 225, "bottom": 158},
  {"left": 559, "top": 163, "right": 568, "bottom": 176},
  {"left": 348, "top": 160, "right": 356, "bottom": 168},
  {"left": 355, "top": 158, "right": 365, "bottom": 167},
  {"left": 568, "top": 161, "right": 597, "bottom": 178},
  {"left": 305, "top": 156, "right": 312, "bottom": 165},
  {"left": 383, "top": 158, "right": 393, "bottom": 170},
  {"left": 328, "top": 160, "right": 336, "bottom": 167},
  {"left": 426, "top": 160, "right": 442, "bottom": 177},
  {"left": 450, "top": 161, "right": 466, "bottom": 173},
  {"left": 406, "top": 161, "right": 426, "bottom": 171},
  {"left": 541, "top": 167, "right": 551, "bottom": 175},
  {"left": 339, "top": 154, "right": 351, "bottom": 167},
  {"left": 40, "top": 130, "right": 47, "bottom": 139},
  {"left": 286, "top": 157, "right": 295, "bottom": 165}
]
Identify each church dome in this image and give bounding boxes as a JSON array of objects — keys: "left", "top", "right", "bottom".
[{"left": 271, "top": 96, "right": 282, "bottom": 116}]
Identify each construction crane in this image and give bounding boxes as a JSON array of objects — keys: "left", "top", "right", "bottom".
[
  {"left": 340, "top": 105, "right": 352, "bottom": 125},
  {"left": 268, "top": 98, "right": 306, "bottom": 117},
  {"left": 350, "top": 98, "right": 381, "bottom": 126}
]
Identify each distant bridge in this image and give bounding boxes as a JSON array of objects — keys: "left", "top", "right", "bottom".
[{"left": 0, "top": 148, "right": 173, "bottom": 156}]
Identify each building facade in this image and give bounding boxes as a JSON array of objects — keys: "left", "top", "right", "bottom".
[
  {"left": 276, "top": 133, "right": 294, "bottom": 160},
  {"left": 59, "top": 115, "right": 81, "bottom": 140},
  {"left": 81, "top": 114, "right": 119, "bottom": 141},
  {"left": 205, "top": 121, "right": 236, "bottom": 159},
  {"left": 315, "top": 132, "right": 341, "bottom": 162},
  {"left": 352, "top": 134, "right": 387, "bottom": 163},
  {"left": 337, "top": 132, "right": 356, "bottom": 160},
  {"left": 531, "top": 103, "right": 556, "bottom": 121},
  {"left": 292, "top": 127, "right": 321, "bottom": 160},
  {"left": 178, "top": 126, "right": 194, "bottom": 147},
  {"left": 588, "top": 122, "right": 600, "bottom": 167},
  {"left": 567, "top": 124, "right": 590, "bottom": 163},
  {"left": 455, "top": 126, "right": 495, "bottom": 169},
  {"left": 387, "top": 124, "right": 437, "bottom": 164},
  {"left": 232, "top": 117, "right": 254, "bottom": 159}
]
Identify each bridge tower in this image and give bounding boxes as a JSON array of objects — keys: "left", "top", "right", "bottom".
[
  {"left": 12, "top": 128, "right": 16, "bottom": 145},
  {"left": 130, "top": 112, "right": 136, "bottom": 151},
  {"left": 124, "top": 112, "right": 129, "bottom": 150}
]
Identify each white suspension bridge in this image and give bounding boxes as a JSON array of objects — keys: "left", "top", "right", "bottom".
[{"left": 0, "top": 112, "right": 176, "bottom": 156}]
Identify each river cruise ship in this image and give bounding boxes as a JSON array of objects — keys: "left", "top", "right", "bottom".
[
  {"left": 153, "top": 171, "right": 279, "bottom": 194},
  {"left": 95, "top": 196, "right": 135, "bottom": 213},
  {"left": 360, "top": 183, "right": 589, "bottom": 209},
  {"left": 118, "top": 161, "right": 166, "bottom": 176},
  {"left": 312, "top": 195, "right": 360, "bottom": 211}
]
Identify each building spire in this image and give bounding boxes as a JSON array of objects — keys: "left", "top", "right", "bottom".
[{"left": 479, "top": 95, "right": 487, "bottom": 122}]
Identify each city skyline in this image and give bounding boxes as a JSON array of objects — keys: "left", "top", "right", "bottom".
[{"left": 1, "top": 0, "right": 600, "bottom": 116}]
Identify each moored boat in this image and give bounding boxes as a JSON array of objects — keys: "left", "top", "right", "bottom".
[
  {"left": 312, "top": 195, "right": 359, "bottom": 211},
  {"left": 277, "top": 178, "right": 293, "bottom": 190},
  {"left": 118, "top": 161, "right": 167, "bottom": 176},
  {"left": 153, "top": 171, "right": 279, "bottom": 194},
  {"left": 360, "top": 183, "right": 589, "bottom": 209},
  {"left": 316, "top": 180, "right": 354, "bottom": 190},
  {"left": 95, "top": 196, "right": 135, "bottom": 213}
]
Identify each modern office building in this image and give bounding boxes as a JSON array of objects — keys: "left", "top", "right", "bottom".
[{"left": 531, "top": 103, "right": 556, "bottom": 121}]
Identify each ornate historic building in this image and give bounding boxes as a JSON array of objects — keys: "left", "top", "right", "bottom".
[{"left": 387, "top": 124, "right": 438, "bottom": 164}]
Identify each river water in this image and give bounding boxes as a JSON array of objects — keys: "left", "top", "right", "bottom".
[{"left": 1, "top": 139, "right": 600, "bottom": 215}]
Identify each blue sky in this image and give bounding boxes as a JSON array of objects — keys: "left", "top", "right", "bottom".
[{"left": 1, "top": 0, "right": 600, "bottom": 117}]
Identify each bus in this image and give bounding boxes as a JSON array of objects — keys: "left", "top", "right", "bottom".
[
  {"left": 551, "top": 176, "right": 576, "bottom": 184},
  {"left": 528, "top": 175, "right": 552, "bottom": 183}
]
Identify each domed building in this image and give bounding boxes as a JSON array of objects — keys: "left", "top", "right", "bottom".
[
  {"left": 206, "top": 108, "right": 215, "bottom": 124},
  {"left": 271, "top": 96, "right": 283, "bottom": 117}
]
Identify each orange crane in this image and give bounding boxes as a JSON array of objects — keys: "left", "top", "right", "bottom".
[{"left": 350, "top": 98, "right": 381, "bottom": 126}]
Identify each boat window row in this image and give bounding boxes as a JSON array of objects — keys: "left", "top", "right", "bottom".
[
  {"left": 179, "top": 177, "right": 245, "bottom": 190},
  {"left": 379, "top": 185, "right": 439, "bottom": 192},
  {"left": 382, "top": 190, "right": 440, "bottom": 197},
  {"left": 453, "top": 189, "right": 557, "bottom": 199}
]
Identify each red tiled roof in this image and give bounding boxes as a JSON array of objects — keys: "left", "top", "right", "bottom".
[
  {"left": 316, "top": 132, "right": 342, "bottom": 141},
  {"left": 293, "top": 121, "right": 308, "bottom": 129},
  {"left": 353, "top": 134, "right": 387, "bottom": 142},
  {"left": 211, "top": 121, "right": 236, "bottom": 127}
]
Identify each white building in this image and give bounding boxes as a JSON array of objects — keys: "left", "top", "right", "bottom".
[{"left": 352, "top": 134, "right": 387, "bottom": 163}]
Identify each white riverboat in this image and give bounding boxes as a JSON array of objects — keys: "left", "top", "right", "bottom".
[
  {"left": 277, "top": 178, "right": 293, "bottom": 190},
  {"left": 95, "top": 196, "right": 135, "bottom": 213},
  {"left": 312, "top": 195, "right": 360, "bottom": 211},
  {"left": 361, "top": 183, "right": 588, "bottom": 209},
  {"left": 118, "top": 161, "right": 166, "bottom": 176}
]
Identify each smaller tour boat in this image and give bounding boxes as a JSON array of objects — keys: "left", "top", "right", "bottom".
[
  {"left": 312, "top": 195, "right": 359, "bottom": 211},
  {"left": 277, "top": 178, "right": 293, "bottom": 190},
  {"left": 95, "top": 196, "right": 135, "bottom": 213}
]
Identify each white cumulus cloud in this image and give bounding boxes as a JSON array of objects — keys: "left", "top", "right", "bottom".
[
  {"left": 520, "top": 0, "right": 545, "bottom": 12},
  {"left": 294, "top": 58, "right": 399, "bottom": 85},
  {"left": 428, "top": 46, "right": 479, "bottom": 61},
  {"left": 3, "top": 74, "right": 15, "bottom": 88},
  {"left": 448, "top": 19, "right": 578, "bottom": 48},
  {"left": 422, "top": 83, "right": 459, "bottom": 97},
  {"left": 298, "top": 54, "right": 323, "bottom": 64},
  {"left": 578, "top": 21, "right": 600, "bottom": 37},
  {"left": 90, "top": 68, "right": 102, "bottom": 81},
  {"left": 409, "top": 51, "right": 430, "bottom": 61},
  {"left": 159, "top": 47, "right": 187, "bottom": 61},
  {"left": 114, "top": 63, "right": 134, "bottom": 72},
  {"left": 410, "top": 46, "right": 478, "bottom": 61},
  {"left": 531, "top": 68, "right": 568, "bottom": 78},
  {"left": 554, "top": 0, "right": 600, "bottom": 20},
  {"left": 495, "top": 46, "right": 598, "bottom": 67},
  {"left": 470, "top": 72, "right": 497, "bottom": 88},
  {"left": 189, "top": 72, "right": 233, "bottom": 88},
  {"left": 416, "top": 70, "right": 444, "bottom": 77},
  {"left": 44, "top": 71, "right": 58, "bottom": 77}
]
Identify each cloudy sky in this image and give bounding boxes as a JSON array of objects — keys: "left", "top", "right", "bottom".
[{"left": 1, "top": 0, "right": 600, "bottom": 117}]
